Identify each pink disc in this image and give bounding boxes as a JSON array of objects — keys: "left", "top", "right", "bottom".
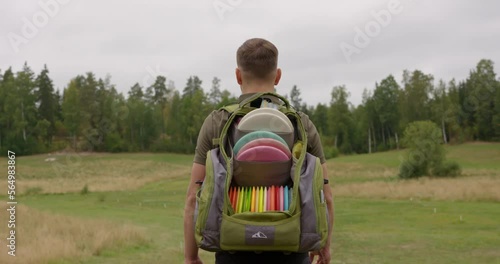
[
  {"left": 237, "top": 138, "right": 291, "bottom": 159},
  {"left": 236, "top": 145, "right": 289, "bottom": 162}
]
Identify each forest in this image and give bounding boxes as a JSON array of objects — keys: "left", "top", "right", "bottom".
[{"left": 0, "top": 59, "right": 499, "bottom": 156}]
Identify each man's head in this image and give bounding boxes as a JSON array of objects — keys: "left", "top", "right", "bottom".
[{"left": 236, "top": 38, "right": 281, "bottom": 92}]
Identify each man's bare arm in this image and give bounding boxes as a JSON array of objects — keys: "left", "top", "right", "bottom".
[
  {"left": 311, "top": 163, "right": 334, "bottom": 263},
  {"left": 183, "top": 163, "right": 206, "bottom": 264},
  {"left": 323, "top": 163, "right": 334, "bottom": 246}
]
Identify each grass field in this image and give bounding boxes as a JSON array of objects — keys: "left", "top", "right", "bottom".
[{"left": 0, "top": 142, "right": 499, "bottom": 263}]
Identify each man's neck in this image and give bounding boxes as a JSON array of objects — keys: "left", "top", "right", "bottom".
[{"left": 240, "top": 84, "right": 275, "bottom": 94}]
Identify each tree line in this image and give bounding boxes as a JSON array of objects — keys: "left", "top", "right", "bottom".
[
  {"left": 308, "top": 59, "right": 500, "bottom": 157},
  {"left": 0, "top": 59, "right": 499, "bottom": 156}
]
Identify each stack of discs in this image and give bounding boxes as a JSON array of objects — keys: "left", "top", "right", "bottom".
[
  {"left": 232, "top": 107, "right": 293, "bottom": 186},
  {"left": 234, "top": 131, "right": 291, "bottom": 161},
  {"left": 237, "top": 108, "right": 293, "bottom": 134},
  {"left": 229, "top": 185, "right": 291, "bottom": 213}
]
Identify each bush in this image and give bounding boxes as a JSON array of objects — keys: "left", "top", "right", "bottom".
[
  {"left": 399, "top": 121, "right": 448, "bottom": 179},
  {"left": 338, "top": 145, "right": 349, "bottom": 155},
  {"left": 376, "top": 143, "right": 389, "bottom": 152},
  {"left": 324, "top": 146, "right": 340, "bottom": 159},
  {"left": 388, "top": 138, "right": 397, "bottom": 150},
  {"left": 398, "top": 160, "right": 416, "bottom": 179},
  {"left": 398, "top": 160, "right": 428, "bottom": 179},
  {"left": 432, "top": 161, "right": 461, "bottom": 177},
  {"left": 104, "top": 132, "right": 126, "bottom": 152},
  {"left": 150, "top": 137, "right": 170, "bottom": 152},
  {"left": 80, "top": 184, "right": 90, "bottom": 195}
]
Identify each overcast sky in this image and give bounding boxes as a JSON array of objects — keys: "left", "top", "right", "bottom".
[{"left": 1, "top": 0, "right": 499, "bottom": 106}]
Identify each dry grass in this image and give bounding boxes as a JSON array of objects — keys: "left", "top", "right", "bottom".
[
  {"left": 0, "top": 158, "right": 189, "bottom": 194},
  {"left": 326, "top": 148, "right": 500, "bottom": 201},
  {"left": 333, "top": 175, "right": 500, "bottom": 201},
  {"left": 327, "top": 162, "right": 398, "bottom": 181},
  {"left": 0, "top": 205, "right": 148, "bottom": 264}
]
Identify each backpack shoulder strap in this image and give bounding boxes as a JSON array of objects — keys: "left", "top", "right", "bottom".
[
  {"left": 212, "top": 103, "right": 239, "bottom": 147},
  {"left": 220, "top": 103, "right": 239, "bottom": 113}
]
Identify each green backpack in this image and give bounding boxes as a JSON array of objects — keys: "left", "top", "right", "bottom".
[{"left": 194, "top": 92, "right": 329, "bottom": 252}]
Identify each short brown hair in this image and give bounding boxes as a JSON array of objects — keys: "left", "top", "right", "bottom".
[{"left": 237, "top": 38, "right": 278, "bottom": 79}]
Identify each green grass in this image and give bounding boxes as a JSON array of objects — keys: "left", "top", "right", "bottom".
[
  {"left": 20, "top": 178, "right": 188, "bottom": 263},
  {"left": 1, "top": 142, "right": 499, "bottom": 263},
  {"left": 19, "top": 177, "right": 500, "bottom": 263},
  {"left": 335, "top": 142, "right": 500, "bottom": 170},
  {"left": 329, "top": 142, "right": 500, "bottom": 185},
  {"left": 334, "top": 198, "right": 500, "bottom": 263},
  {"left": 335, "top": 149, "right": 404, "bottom": 167},
  {"left": 76, "top": 152, "right": 194, "bottom": 166},
  {"left": 444, "top": 142, "right": 500, "bottom": 170},
  {"left": 1, "top": 152, "right": 193, "bottom": 180}
]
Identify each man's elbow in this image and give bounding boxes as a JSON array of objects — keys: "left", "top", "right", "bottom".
[{"left": 185, "top": 192, "right": 197, "bottom": 214}]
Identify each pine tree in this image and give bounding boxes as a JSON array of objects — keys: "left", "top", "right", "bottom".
[
  {"left": 494, "top": 79, "right": 500, "bottom": 140},
  {"left": 209, "top": 77, "right": 222, "bottom": 107},
  {"left": 13, "top": 63, "right": 38, "bottom": 153},
  {"left": 54, "top": 89, "right": 63, "bottom": 122},
  {"left": 183, "top": 76, "right": 203, "bottom": 97},
  {"left": 1, "top": 68, "right": 17, "bottom": 151},
  {"left": 290, "top": 85, "right": 303, "bottom": 111},
  {"left": 401, "top": 70, "right": 434, "bottom": 126},
  {"left": 126, "top": 83, "right": 147, "bottom": 150},
  {"left": 36, "top": 64, "right": 56, "bottom": 145},
  {"left": 373, "top": 75, "right": 400, "bottom": 147},
  {"left": 329, "top": 85, "right": 353, "bottom": 153},
  {"left": 181, "top": 76, "right": 208, "bottom": 147},
  {"left": 467, "top": 59, "right": 497, "bottom": 140},
  {"left": 62, "top": 79, "right": 82, "bottom": 149},
  {"left": 311, "top": 103, "right": 329, "bottom": 136},
  {"left": 147, "top": 75, "right": 169, "bottom": 105},
  {"left": 0, "top": 69, "right": 6, "bottom": 151},
  {"left": 444, "top": 79, "right": 462, "bottom": 142},
  {"left": 430, "top": 80, "right": 449, "bottom": 144}
]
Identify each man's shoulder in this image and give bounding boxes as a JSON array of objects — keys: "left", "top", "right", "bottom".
[
  {"left": 210, "top": 107, "right": 234, "bottom": 121},
  {"left": 296, "top": 111, "right": 314, "bottom": 128},
  {"left": 200, "top": 108, "right": 233, "bottom": 134},
  {"left": 297, "top": 111, "right": 310, "bottom": 119},
  {"left": 204, "top": 107, "right": 230, "bottom": 118}
]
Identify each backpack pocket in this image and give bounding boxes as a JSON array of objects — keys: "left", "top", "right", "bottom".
[
  {"left": 296, "top": 153, "right": 329, "bottom": 252},
  {"left": 195, "top": 149, "right": 227, "bottom": 251},
  {"left": 233, "top": 159, "right": 292, "bottom": 187},
  {"left": 220, "top": 211, "right": 301, "bottom": 252}
]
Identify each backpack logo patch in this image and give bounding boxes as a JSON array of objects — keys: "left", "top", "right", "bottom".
[
  {"left": 251, "top": 231, "right": 268, "bottom": 239},
  {"left": 246, "top": 226, "right": 275, "bottom": 245}
]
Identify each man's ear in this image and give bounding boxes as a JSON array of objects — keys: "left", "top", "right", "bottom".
[
  {"left": 236, "top": 68, "right": 243, "bottom": 85},
  {"left": 274, "top": 68, "right": 282, "bottom": 85}
]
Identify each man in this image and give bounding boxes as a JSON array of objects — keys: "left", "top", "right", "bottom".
[{"left": 184, "top": 38, "right": 334, "bottom": 264}]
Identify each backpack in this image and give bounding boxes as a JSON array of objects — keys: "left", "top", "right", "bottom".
[{"left": 194, "top": 92, "right": 329, "bottom": 252}]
